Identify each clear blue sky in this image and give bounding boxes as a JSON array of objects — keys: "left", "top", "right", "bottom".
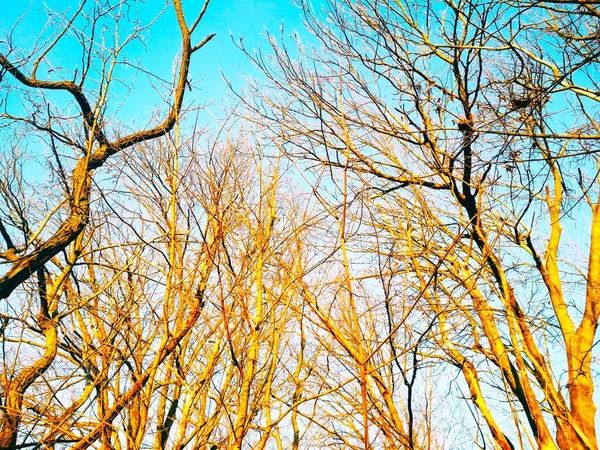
[{"left": 0, "top": 0, "right": 310, "bottom": 129}]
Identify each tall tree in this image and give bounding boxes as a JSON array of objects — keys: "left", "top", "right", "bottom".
[
  {"left": 0, "top": 1, "right": 215, "bottom": 448},
  {"left": 240, "top": 0, "right": 600, "bottom": 448}
]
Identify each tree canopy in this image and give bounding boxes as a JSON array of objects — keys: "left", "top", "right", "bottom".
[{"left": 1, "top": 0, "right": 599, "bottom": 449}]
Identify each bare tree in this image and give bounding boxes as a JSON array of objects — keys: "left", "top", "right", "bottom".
[
  {"left": 0, "top": 1, "right": 215, "bottom": 447},
  {"left": 239, "top": 0, "right": 600, "bottom": 448},
  {"left": 0, "top": 0, "right": 215, "bottom": 298},
  {"left": 0, "top": 112, "right": 338, "bottom": 449}
]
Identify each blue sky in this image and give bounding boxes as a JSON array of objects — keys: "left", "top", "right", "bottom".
[{"left": 0, "top": 0, "right": 309, "bottom": 130}]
